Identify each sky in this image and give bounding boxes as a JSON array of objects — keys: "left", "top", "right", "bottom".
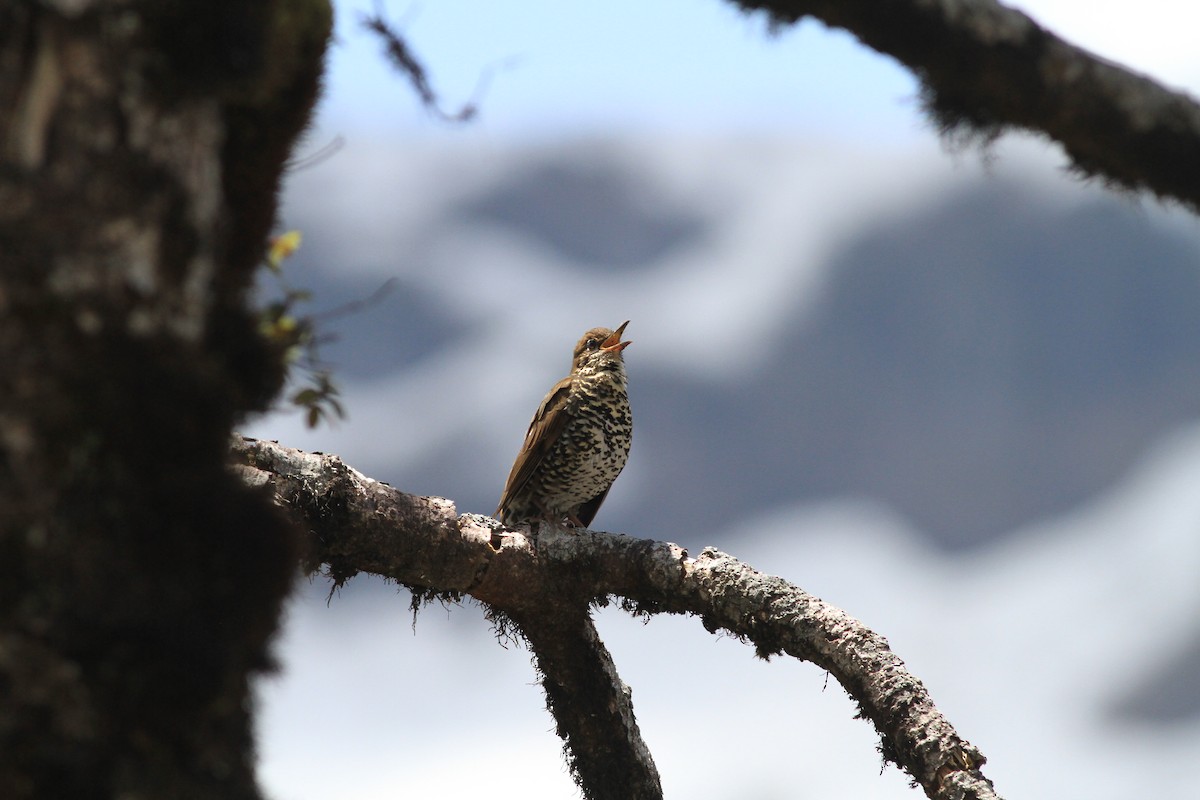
[
  {"left": 255, "top": 3, "right": 1200, "bottom": 798},
  {"left": 310, "top": 0, "right": 1200, "bottom": 145}
]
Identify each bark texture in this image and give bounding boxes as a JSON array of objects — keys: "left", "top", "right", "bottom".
[
  {"left": 0, "top": 3, "right": 331, "bottom": 799},
  {"left": 234, "top": 437, "right": 999, "bottom": 800},
  {"left": 736, "top": 0, "right": 1200, "bottom": 211}
]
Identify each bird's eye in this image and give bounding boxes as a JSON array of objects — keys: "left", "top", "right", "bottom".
[{"left": 586, "top": 338, "right": 599, "bottom": 351}]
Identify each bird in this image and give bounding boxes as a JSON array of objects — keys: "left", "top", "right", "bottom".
[{"left": 496, "top": 321, "right": 633, "bottom": 530}]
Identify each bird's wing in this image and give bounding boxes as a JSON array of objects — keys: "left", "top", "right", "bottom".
[
  {"left": 574, "top": 486, "right": 609, "bottom": 528},
  {"left": 496, "top": 376, "right": 573, "bottom": 516}
]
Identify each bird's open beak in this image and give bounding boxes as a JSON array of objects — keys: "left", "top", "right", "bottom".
[{"left": 601, "top": 320, "right": 632, "bottom": 353}]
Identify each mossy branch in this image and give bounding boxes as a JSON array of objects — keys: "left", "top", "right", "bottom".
[
  {"left": 232, "top": 437, "right": 1000, "bottom": 800},
  {"left": 734, "top": 0, "right": 1200, "bottom": 212}
]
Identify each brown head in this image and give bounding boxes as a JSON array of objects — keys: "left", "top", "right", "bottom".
[{"left": 571, "top": 320, "right": 631, "bottom": 373}]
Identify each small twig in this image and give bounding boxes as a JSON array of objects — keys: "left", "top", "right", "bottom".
[
  {"left": 311, "top": 277, "right": 398, "bottom": 324},
  {"left": 361, "top": 3, "right": 492, "bottom": 123},
  {"left": 285, "top": 135, "right": 345, "bottom": 173}
]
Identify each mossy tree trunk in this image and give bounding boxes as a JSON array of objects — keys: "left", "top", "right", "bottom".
[{"left": 0, "top": 3, "right": 331, "bottom": 798}]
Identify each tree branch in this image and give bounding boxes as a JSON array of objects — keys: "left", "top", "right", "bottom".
[
  {"left": 734, "top": 0, "right": 1200, "bottom": 212},
  {"left": 509, "top": 608, "right": 663, "bottom": 800},
  {"left": 232, "top": 437, "right": 1000, "bottom": 800}
]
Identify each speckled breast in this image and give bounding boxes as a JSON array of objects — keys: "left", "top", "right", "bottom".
[{"left": 537, "top": 371, "right": 632, "bottom": 515}]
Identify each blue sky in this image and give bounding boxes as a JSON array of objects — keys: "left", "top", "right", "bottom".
[
  {"left": 312, "top": 0, "right": 1200, "bottom": 145},
  {"left": 318, "top": 1, "right": 912, "bottom": 140}
]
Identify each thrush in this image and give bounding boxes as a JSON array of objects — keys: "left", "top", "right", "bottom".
[{"left": 496, "top": 321, "right": 633, "bottom": 530}]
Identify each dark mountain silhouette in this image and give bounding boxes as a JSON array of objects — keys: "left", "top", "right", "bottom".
[
  {"left": 625, "top": 182, "right": 1200, "bottom": 549},
  {"left": 453, "top": 152, "right": 708, "bottom": 269},
  {"left": 281, "top": 153, "right": 1200, "bottom": 725},
  {"left": 284, "top": 159, "right": 1200, "bottom": 552}
]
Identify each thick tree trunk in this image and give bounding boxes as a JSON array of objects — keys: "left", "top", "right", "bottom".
[{"left": 0, "top": 3, "right": 330, "bottom": 798}]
